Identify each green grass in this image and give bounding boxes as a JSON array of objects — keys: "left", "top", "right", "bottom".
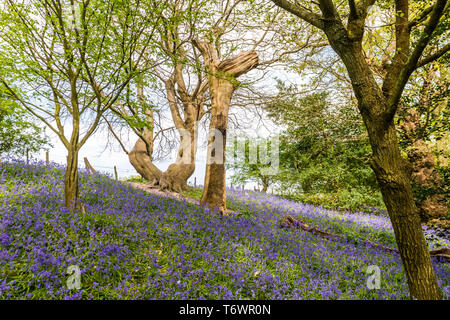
[{"left": 122, "top": 175, "right": 148, "bottom": 183}]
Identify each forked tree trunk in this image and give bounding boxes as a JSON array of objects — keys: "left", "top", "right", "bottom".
[
  {"left": 128, "top": 137, "right": 162, "bottom": 182},
  {"left": 64, "top": 147, "right": 79, "bottom": 208},
  {"left": 128, "top": 123, "right": 199, "bottom": 193},
  {"left": 127, "top": 63, "right": 206, "bottom": 193},
  {"left": 193, "top": 39, "right": 258, "bottom": 213}
]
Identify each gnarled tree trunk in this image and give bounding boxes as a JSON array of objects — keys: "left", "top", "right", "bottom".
[
  {"left": 193, "top": 39, "right": 259, "bottom": 214},
  {"left": 128, "top": 80, "right": 206, "bottom": 193},
  {"left": 128, "top": 137, "right": 162, "bottom": 182},
  {"left": 159, "top": 122, "right": 198, "bottom": 192}
]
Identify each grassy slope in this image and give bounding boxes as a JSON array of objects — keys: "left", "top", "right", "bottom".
[{"left": 0, "top": 160, "right": 449, "bottom": 300}]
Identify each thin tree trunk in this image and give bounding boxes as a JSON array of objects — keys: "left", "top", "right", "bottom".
[{"left": 64, "top": 147, "right": 79, "bottom": 208}]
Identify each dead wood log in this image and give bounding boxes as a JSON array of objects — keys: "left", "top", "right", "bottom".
[{"left": 279, "top": 214, "right": 449, "bottom": 260}]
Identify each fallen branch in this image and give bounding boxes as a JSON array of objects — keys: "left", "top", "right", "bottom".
[
  {"left": 279, "top": 214, "right": 449, "bottom": 260},
  {"left": 429, "top": 247, "right": 450, "bottom": 260},
  {"left": 280, "top": 214, "right": 339, "bottom": 240}
]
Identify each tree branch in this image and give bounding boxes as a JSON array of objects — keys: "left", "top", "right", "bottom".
[
  {"left": 408, "top": 5, "right": 434, "bottom": 30},
  {"left": 386, "top": 0, "right": 448, "bottom": 121},
  {"left": 416, "top": 43, "right": 450, "bottom": 68},
  {"left": 271, "top": 0, "right": 324, "bottom": 29},
  {"left": 318, "top": 0, "right": 339, "bottom": 20},
  {"left": 102, "top": 115, "right": 129, "bottom": 155}
]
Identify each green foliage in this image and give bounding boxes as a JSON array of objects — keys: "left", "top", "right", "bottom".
[
  {"left": 226, "top": 136, "right": 276, "bottom": 191},
  {"left": 282, "top": 189, "right": 385, "bottom": 213},
  {"left": 396, "top": 63, "right": 449, "bottom": 225},
  {"left": 181, "top": 186, "right": 204, "bottom": 202},
  {"left": 123, "top": 175, "right": 149, "bottom": 183},
  {"left": 0, "top": 86, "right": 51, "bottom": 157},
  {"left": 229, "top": 82, "right": 385, "bottom": 212}
]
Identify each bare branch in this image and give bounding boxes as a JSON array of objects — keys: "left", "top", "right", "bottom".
[{"left": 102, "top": 115, "right": 129, "bottom": 154}]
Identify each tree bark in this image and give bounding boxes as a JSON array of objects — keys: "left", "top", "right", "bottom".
[
  {"left": 128, "top": 115, "right": 199, "bottom": 193},
  {"left": 159, "top": 123, "right": 198, "bottom": 192},
  {"left": 193, "top": 39, "right": 259, "bottom": 213},
  {"left": 201, "top": 80, "right": 234, "bottom": 214},
  {"left": 367, "top": 117, "right": 442, "bottom": 299},
  {"left": 128, "top": 135, "right": 162, "bottom": 183},
  {"left": 329, "top": 39, "right": 441, "bottom": 299},
  {"left": 64, "top": 147, "right": 79, "bottom": 208},
  {"left": 262, "top": 179, "right": 269, "bottom": 193}
]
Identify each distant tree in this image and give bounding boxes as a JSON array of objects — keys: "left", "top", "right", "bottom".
[
  {"left": 0, "top": 86, "right": 51, "bottom": 157},
  {"left": 227, "top": 136, "right": 277, "bottom": 193},
  {"left": 226, "top": 84, "right": 384, "bottom": 210}
]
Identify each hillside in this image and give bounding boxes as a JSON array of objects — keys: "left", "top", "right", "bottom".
[{"left": 0, "top": 159, "right": 448, "bottom": 299}]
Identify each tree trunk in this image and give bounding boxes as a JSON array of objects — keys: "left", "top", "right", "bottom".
[
  {"left": 200, "top": 80, "right": 234, "bottom": 214},
  {"left": 193, "top": 41, "right": 259, "bottom": 214},
  {"left": 321, "top": 28, "right": 442, "bottom": 299},
  {"left": 270, "top": 0, "right": 444, "bottom": 300},
  {"left": 159, "top": 123, "right": 198, "bottom": 192},
  {"left": 128, "top": 61, "right": 206, "bottom": 193},
  {"left": 367, "top": 119, "right": 442, "bottom": 299},
  {"left": 261, "top": 180, "right": 269, "bottom": 193},
  {"left": 128, "top": 137, "right": 162, "bottom": 182},
  {"left": 64, "top": 147, "right": 79, "bottom": 208},
  {"left": 129, "top": 124, "right": 198, "bottom": 193}
]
